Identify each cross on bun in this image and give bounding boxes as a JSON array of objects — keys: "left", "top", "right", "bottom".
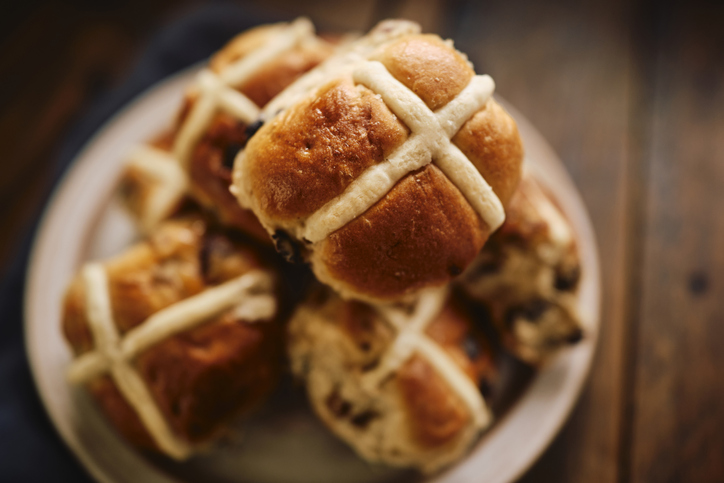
[
  {"left": 233, "top": 21, "right": 524, "bottom": 302},
  {"left": 180, "top": 20, "right": 333, "bottom": 240},
  {"left": 62, "top": 216, "right": 283, "bottom": 458},
  {"left": 288, "top": 285, "right": 497, "bottom": 473}
]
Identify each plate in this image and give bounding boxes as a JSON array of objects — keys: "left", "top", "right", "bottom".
[{"left": 24, "top": 65, "right": 601, "bottom": 483}]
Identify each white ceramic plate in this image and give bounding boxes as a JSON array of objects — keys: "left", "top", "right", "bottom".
[{"left": 25, "top": 66, "right": 601, "bottom": 483}]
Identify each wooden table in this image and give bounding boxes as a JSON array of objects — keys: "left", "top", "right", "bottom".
[{"left": 2, "top": 0, "right": 722, "bottom": 481}]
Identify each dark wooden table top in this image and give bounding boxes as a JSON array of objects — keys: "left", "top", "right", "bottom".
[{"left": 2, "top": 0, "right": 723, "bottom": 481}]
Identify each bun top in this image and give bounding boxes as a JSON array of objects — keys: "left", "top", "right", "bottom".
[{"left": 232, "top": 21, "right": 524, "bottom": 302}]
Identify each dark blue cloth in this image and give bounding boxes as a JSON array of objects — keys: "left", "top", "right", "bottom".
[{"left": 0, "top": 5, "right": 286, "bottom": 481}]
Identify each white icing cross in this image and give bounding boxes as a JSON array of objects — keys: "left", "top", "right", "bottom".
[
  {"left": 259, "top": 19, "right": 421, "bottom": 121},
  {"left": 67, "top": 263, "right": 276, "bottom": 459},
  {"left": 300, "top": 60, "right": 504, "bottom": 244},
  {"left": 361, "top": 288, "right": 491, "bottom": 431},
  {"left": 172, "top": 70, "right": 260, "bottom": 167},
  {"left": 173, "top": 18, "right": 315, "bottom": 168},
  {"left": 126, "top": 145, "right": 189, "bottom": 232}
]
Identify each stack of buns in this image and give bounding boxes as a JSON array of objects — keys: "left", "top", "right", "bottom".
[{"left": 61, "top": 18, "right": 584, "bottom": 473}]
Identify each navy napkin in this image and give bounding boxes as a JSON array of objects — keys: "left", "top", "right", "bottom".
[{"left": 0, "top": 4, "right": 287, "bottom": 481}]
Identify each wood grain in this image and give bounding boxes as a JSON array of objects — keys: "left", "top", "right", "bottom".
[
  {"left": 630, "top": 1, "right": 724, "bottom": 482},
  {"left": 452, "top": 1, "right": 632, "bottom": 481}
]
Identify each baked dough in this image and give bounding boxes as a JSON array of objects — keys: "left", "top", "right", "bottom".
[
  {"left": 288, "top": 285, "right": 497, "bottom": 472},
  {"left": 62, "top": 215, "right": 282, "bottom": 458},
  {"left": 233, "top": 20, "right": 523, "bottom": 302},
  {"left": 459, "top": 173, "right": 584, "bottom": 365}
]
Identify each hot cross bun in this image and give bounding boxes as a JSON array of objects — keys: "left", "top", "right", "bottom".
[
  {"left": 62, "top": 215, "right": 283, "bottom": 458},
  {"left": 288, "top": 285, "right": 498, "bottom": 472},
  {"left": 233, "top": 21, "right": 524, "bottom": 302}
]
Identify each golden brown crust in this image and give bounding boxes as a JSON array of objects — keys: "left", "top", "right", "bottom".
[
  {"left": 150, "top": 130, "right": 176, "bottom": 152},
  {"left": 89, "top": 376, "right": 158, "bottom": 451},
  {"left": 84, "top": 313, "right": 280, "bottom": 449},
  {"left": 245, "top": 79, "right": 409, "bottom": 221},
  {"left": 425, "top": 298, "right": 495, "bottom": 382},
  {"left": 188, "top": 112, "right": 271, "bottom": 242},
  {"left": 209, "top": 23, "right": 335, "bottom": 105},
  {"left": 315, "top": 164, "right": 488, "bottom": 300},
  {"left": 236, "top": 43, "right": 334, "bottom": 108},
  {"left": 178, "top": 26, "right": 333, "bottom": 240},
  {"left": 398, "top": 298, "right": 495, "bottom": 448},
  {"left": 103, "top": 221, "right": 206, "bottom": 334},
  {"left": 62, "top": 217, "right": 281, "bottom": 449},
  {"left": 287, "top": 287, "right": 497, "bottom": 467},
  {"left": 373, "top": 34, "right": 474, "bottom": 111},
  {"left": 397, "top": 355, "right": 470, "bottom": 448},
  {"left": 137, "top": 311, "right": 280, "bottom": 442},
  {"left": 235, "top": 30, "right": 523, "bottom": 302},
  {"left": 62, "top": 277, "right": 94, "bottom": 355},
  {"left": 453, "top": 98, "right": 524, "bottom": 207}
]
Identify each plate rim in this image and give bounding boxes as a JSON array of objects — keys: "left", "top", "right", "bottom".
[{"left": 23, "top": 64, "right": 201, "bottom": 483}]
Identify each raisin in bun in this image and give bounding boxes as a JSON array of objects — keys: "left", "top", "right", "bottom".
[
  {"left": 118, "top": 18, "right": 335, "bottom": 239},
  {"left": 62, "top": 215, "right": 282, "bottom": 458},
  {"left": 288, "top": 285, "right": 497, "bottom": 473},
  {"left": 459, "top": 173, "right": 584, "bottom": 365},
  {"left": 233, "top": 20, "right": 523, "bottom": 302}
]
